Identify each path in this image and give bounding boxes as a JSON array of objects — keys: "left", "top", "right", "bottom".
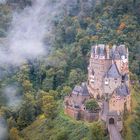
[{"left": 108, "top": 124, "right": 122, "bottom": 140}]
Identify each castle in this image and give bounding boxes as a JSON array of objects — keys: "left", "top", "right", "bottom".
[{"left": 64, "top": 44, "right": 131, "bottom": 124}]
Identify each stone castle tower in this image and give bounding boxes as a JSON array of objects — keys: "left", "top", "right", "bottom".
[
  {"left": 88, "top": 44, "right": 130, "bottom": 114},
  {"left": 64, "top": 44, "right": 130, "bottom": 122}
]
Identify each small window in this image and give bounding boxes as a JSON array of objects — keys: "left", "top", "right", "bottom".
[
  {"left": 91, "top": 79, "right": 94, "bottom": 83},
  {"left": 122, "top": 75, "right": 125, "bottom": 83},
  {"left": 74, "top": 105, "right": 80, "bottom": 109},
  {"left": 105, "top": 80, "right": 109, "bottom": 85}
]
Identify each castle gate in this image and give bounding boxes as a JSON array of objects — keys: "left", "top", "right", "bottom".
[
  {"left": 109, "top": 118, "right": 115, "bottom": 124},
  {"left": 106, "top": 112, "right": 117, "bottom": 126}
]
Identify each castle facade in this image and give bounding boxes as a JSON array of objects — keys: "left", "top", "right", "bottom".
[{"left": 64, "top": 44, "right": 131, "bottom": 122}]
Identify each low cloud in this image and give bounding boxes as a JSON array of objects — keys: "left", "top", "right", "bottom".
[
  {"left": 3, "top": 85, "right": 22, "bottom": 109},
  {"left": 0, "top": 0, "right": 7, "bottom": 4}
]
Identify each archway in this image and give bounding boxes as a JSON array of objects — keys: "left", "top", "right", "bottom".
[{"left": 109, "top": 118, "right": 114, "bottom": 124}]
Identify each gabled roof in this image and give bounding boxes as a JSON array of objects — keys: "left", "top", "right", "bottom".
[
  {"left": 115, "top": 84, "right": 129, "bottom": 97},
  {"left": 72, "top": 82, "right": 89, "bottom": 96},
  {"left": 106, "top": 62, "right": 121, "bottom": 78}
]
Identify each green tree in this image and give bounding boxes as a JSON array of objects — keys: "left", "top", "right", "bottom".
[
  {"left": 68, "top": 69, "right": 86, "bottom": 86},
  {"left": 17, "top": 100, "right": 36, "bottom": 130},
  {"left": 61, "top": 86, "right": 72, "bottom": 98},
  {"left": 42, "top": 95, "right": 57, "bottom": 119},
  {"left": 85, "top": 99, "right": 99, "bottom": 112},
  {"left": 89, "top": 122, "right": 104, "bottom": 140}
]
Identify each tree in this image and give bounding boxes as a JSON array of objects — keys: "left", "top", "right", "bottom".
[
  {"left": 78, "top": 36, "right": 90, "bottom": 56},
  {"left": 55, "top": 130, "right": 68, "bottom": 140},
  {"left": 49, "top": 90, "right": 59, "bottom": 99},
  {"left": 42, "top": 95, "right": 57, "bottom": 119},
  {"left": 61, "top": 86, "right": 72, "bottom": 98},
  {"left": 85, "top": 99, "right": 99, "bottom": 112},
  {"left": 68, "top": 69, "right": 86, "bottom": 86},
  {"left": 7, "top": 117, "right": 17, "bottom": 129},
  {"left": 17, "top": 100, "right": 36, "bottom": 130},
  {"left": 9, "top": 127, "right": 20, "bottom": 140},
  {"left": 132, "top": 103, "right": 140, "bottom": 138},
  {"left": 89, "top": 122, "right": 104, "bottom": 140}
]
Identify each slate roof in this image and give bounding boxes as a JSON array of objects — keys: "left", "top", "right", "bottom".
[
  {"left": 110, "top": 45, "right": 127, "bottom": 59},
  {"left": 115, "top": 84, "right": 129, "bottom": 97},
  {"left": 92, "top": 44, "right": 128, "bottom": 60},
  {"left": 112, "top": 49, "right": 121, "bottom": 59},
  {"left": 99, "top": 44, "right": 105, "bottom": 56},
  {"left": 106, "top": 62, "right": 121, "bottom": 78},
  {"left": 124, "top": 74, "right": 129, "bottom": 81},
  {"left": 72, "top": 82, "right": 89, "bottom": 96},
  {"left": 92, "top": 44, "right": 105, "bottom": 56},
  {"left": 117, "top": 45, "right": 127, "bottom": 56}
]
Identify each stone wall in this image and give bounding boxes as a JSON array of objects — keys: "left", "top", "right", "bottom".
[
  {"left": 82, "top": 111, "right": 99, "bottom": 122},
  {"left": 104, "top": 77, "right": 121, "bottom": 96},
  {"left": 64, "top": 107, "right": 80, "bottom": 120},
  {"left": 109, "top": 96, "right": 125, "bottom": 114},
  {"left": 64, "top": 106, "right": 99, "bottom": 122}
]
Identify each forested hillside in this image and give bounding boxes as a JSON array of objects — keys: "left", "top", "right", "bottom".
[{"left": 0, "top": 0, "right": 140, "bottom": 140}]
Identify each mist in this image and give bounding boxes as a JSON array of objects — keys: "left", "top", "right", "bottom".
[
  {"left": 3, "top": 85, "right": 22, "bottom": 109},
  {"left": 0, "top": 0, "right": 7, "bottom": 4},
  {"left": 0, "top": 117, "right": 8, "bottom": 140},
  {"left": 0, "top": 0, "right": 65, "bottom": 66},
  {"left": 0, "top": 0, "right": 100, "bottom": 66}
]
